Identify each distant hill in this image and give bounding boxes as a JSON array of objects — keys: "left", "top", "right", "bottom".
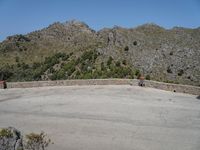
[{"left": 0, "top": 20, "right": 200, "bottom": 86}]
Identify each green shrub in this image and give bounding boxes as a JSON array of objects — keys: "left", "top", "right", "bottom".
[
  {"left": 82, "top": 72, "right": 93, "bottom": 79},
  {"left": 115, "top": 61, "right": 121, "bottom": 67},
  {"left": 135, "top": 69, "right": 141, "bottom": 79},
  {"left": 124, "top": 46, "right": 129, "bottom": 51},
  {"left": 49, "top": 67, "right": 55, "bottom": 73},
  {"left": 178, "top": 69, "right": 184, "bottom": 76},
  {"left": 137, "top": 73, "right": 141, "bottom": 79},
  {"left": 21, "top": 62, "right": 30, "bottom": 70},
  {"left": 81, "top": 51, "right": 92, "bottom": 61},
  {"left": 56, "top": 69, "right": 66, "bottom": 79},
  {"left": 107, "top": 56, "right": 113, "bottom": 66},
  {"left": 0, "top": 128, "right": 13, "bottom": 138},
  {"left": 0, "top": 70, "right": 13, "bottom": 80},
  {"left": 58, "top": 53, "right": 69, "bottom": 61},
  {"left": 32, "top": 62, "right": 41, "bottom": 69},
  {"left": 135, "top": 69, "right": 140, "bottom": 76},
  {"left": 167, "top": 66, "right": 172, "bottom": 73},
  {"left": 15, "top": 56, "right": 19, "bottom": 62},
  {"left": 62, "top": 60, "right": 76, "bottom": 76},
  {"left": 133, "top": 41, "right": 137, "bottom": 46},
  {"left": 122, "top": 60, "right": 127, "bottom": 65},
  {"left": 75, "top": 57, "right": 80, "bottom": 65},
  {"left": 80, "top": 62, "right": 89, "bottom": 72},
  {"left": 44, "top": 57, "right": 59, "bottom": 69},
  {"left": 101, "top": 62, "right": 105, "bottom": 71},
  {"left": 145, "top": 75, "right": 150, "bottom": 80},
  {"left": 17, "top": 34, "right": 31, "bottom": 42}
]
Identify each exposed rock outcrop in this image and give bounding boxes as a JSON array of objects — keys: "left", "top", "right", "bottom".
[{"left": 0, "top": 127, "right": 23, "bottom": 150}]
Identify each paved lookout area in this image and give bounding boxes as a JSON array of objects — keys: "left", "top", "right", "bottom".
[{"left": 0, "top": 85, "right": 200, "bottom": 150}]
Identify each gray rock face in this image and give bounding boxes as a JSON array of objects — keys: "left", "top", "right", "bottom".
[
  {"left": 0, "top": 127, "right": 23, "bottom": 150},
  {"left": 97, "top": 25, "right": 200, "bottom": 86}
]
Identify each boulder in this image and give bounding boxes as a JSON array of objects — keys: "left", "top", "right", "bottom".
[{"left": 0, "top": 127, "right": 23, "bottom": 150}]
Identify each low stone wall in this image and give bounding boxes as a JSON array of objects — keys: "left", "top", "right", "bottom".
[
  {"left": 145, "top": 80, "right": 200, "bottom": 95},
  {"left": 0, "top": 83, "right": 3, "bottom": 89},
  {"left": 6, "top": 79, "right": 200, "bottom": 95},
  {"left": 7, "top": 79, "right": 133, "bottom": 88},
  {"left": 0, "top": 81, "right": 6, "bottom": 89}
]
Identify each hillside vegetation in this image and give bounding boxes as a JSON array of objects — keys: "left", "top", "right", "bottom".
[{"left": 0, "top": 20, "right": 200, "bottom": 86}]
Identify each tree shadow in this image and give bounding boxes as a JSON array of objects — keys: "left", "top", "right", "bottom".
[{"left": 197, "top": 95, "right": 200, "bottom": 100}]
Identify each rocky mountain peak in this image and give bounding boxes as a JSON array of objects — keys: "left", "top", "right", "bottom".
[
  {"left": 64, "top": 20, "right": 89, "bottom": 28},
  {"left": 135, "top": 23, "right": 165, "bottom": 31},
  {"left": 0, "top": 20, "right": 199, "bottom": 86}
]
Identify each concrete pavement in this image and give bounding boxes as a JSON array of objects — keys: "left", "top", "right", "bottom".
[{"left": 0, "top": 85, "right": 200, "bottom": 150}]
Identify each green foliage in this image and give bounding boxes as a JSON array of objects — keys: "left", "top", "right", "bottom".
[
  {"left": 15, "top": 56, "right": 19, "bottom": 62},
  {"left": 51, "top": 69, "right": 66, "bottom": 80},
  {"left": 0, "top": 67, "right": 13, "bottom": 80},
  {"left": 145, "top": 74, "right": 150, "bottom": 80},
  {"left": 0, "top": 52, "right": 67, "bottom": 81},
  {"left": 178, "top": 69, "right": 184, "bottom": 76},
  {"left": 101, "top": 62, "right": 105, "bottom": 71},
  {"left": 81, "top": 72, "right": 93, "bottom": 79},
  {"left": 122, "top": 60, "right": 127, "bottom": 65},
  {"left": 135, "top": 69, "right": 140, "bottom": 76},
  {"left": 62, "top": 60, "right": 76, "bottom": 74},
  {"left": 80, "top": 50, "right": 97, "bottom": 63},
  {"left": 107, "top": 56, "right": 113, "bottom": 66},
  {"left": 124, "top": 46, "right": 129, "bottom": 51},
  {"left": 17, "top": 34, "right": 31, "bottom": 42},
  {"left": 115, "top": 61, "right": 121, "bottom": 67},
  {"left": 44, "top": 56, "right": 59, "bottom": 69},
  {"left": 32, "top": 62, "right": 41, "bottom": 69},
  {"left": 133, "top": 41, "right": 137, "bottom": 46},
  {"left": 0, "top": 128, "right": 13, "bottom": 138},
  {"left": 0, "top": 50, "right": 138, "bottom": 81},
  {"left": 135, "top": 69, "right": 141, "bottom": 79},
  {"left": 167, "top": 66, "right": 172, "bottom": 73}
]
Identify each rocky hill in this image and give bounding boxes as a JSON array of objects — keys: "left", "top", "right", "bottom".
[{"left": 0, "top": 20, "right": 200, "bottom": 86}]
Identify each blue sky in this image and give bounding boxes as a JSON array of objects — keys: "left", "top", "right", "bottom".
[{"left": 0, "top": 0, "right": 200, "bottom": 41}]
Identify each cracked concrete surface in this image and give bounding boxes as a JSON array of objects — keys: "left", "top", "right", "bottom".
[{"left": 0, "top": 85, "right": 200, "bottom": 150}]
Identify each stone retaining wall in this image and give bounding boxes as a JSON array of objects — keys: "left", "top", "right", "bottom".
[
  {"left": 7, "top": 79, "right": 132, "bottom": 88},
  {"left": 144, "top": 80, "right": 200, "bottom": 95},
  {"left": 6, "top": 79, "right": 200, "bottom": 95}
]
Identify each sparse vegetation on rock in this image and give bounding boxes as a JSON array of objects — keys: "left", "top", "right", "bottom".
[
  {"left": 0, "top": 20, "right": 199, "bottom": 86},
  {"left": 24, "top": 132, "right": 52, "bottom": 150},
  {"left": 0, "top": 127, "right": 52, "bottom": 150}
]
